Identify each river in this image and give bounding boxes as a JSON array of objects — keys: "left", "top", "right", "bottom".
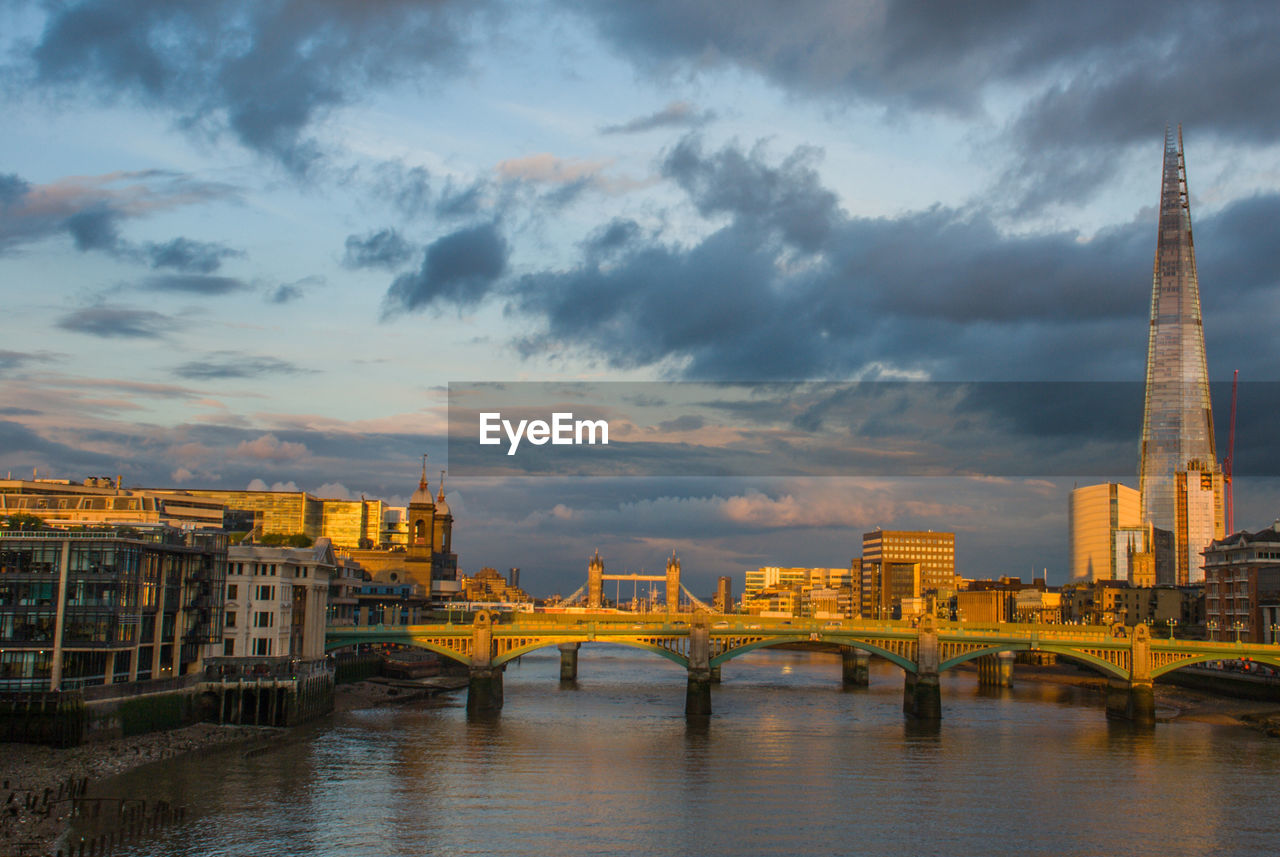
[{"left": 78, "top": 647, "right": 1280, "bottom": 857}]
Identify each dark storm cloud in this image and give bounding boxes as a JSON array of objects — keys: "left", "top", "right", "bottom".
[
  {"left": 0, "top": 420, "right": 116, "bottom": 468},
  {"left": 55, "top": 305, "right": 170, "bottom": 339},
  {"left": 502, "top": 138, "right": 1280, "bottom": 382},
  {"left": 25, "top": 0, "right": 488, "bottom": 173},
  {"left": 662, "top": 136, "right": 840, "bottom": 252},
  {"left": 144, "top": 237, "right": 242, "bottom": 274},
  {"left": 600, "top": 101, "right": 715, "bottom": 135},
  {"left": 172, "top": 352, "right": 310, "bottom": 380},
  {"left": 342, "top": 228, "right": 415, "bottom": 270},
  {"left": 382, "top": 222, "right": 508, "bottom": 314},
  {"left": 567, "top": 1, "right": 1280, "bottom": 210},
  {"left": 138, "top": 274, "right": 251, "bottom": 295}
]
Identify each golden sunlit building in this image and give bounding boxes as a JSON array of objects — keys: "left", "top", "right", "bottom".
[{"left": 1069, "top": 483, "right": 1142, "bottom": 582}]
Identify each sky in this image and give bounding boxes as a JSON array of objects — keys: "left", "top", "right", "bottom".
[{"left": 4, "top": 0, "right": 1280, "bottom": 596}]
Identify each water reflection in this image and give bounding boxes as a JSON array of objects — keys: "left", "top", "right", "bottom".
[{"left": 78, "top": 646, "right": 1280, "bottom": 857}]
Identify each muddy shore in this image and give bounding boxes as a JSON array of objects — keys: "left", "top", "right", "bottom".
[{"left": 1, "top": 678, "right": 465, "bottom": 855}]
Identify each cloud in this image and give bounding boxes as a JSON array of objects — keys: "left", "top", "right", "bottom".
[
  {"left": 144, "top": 237, "right": 242, "bottom": 273},
  {"left": 382, "top": 221, "right": 508, "bottom": 314},
  {"left": 342, "top": 228, "right": 415, "bottom": 270},
  {"left": 662, "top": 135, "right": 840, "bottom": 252},
  {"left": 0, "top": 174, "right": 31, "bottom": 207},
  {"left": 496, "top": 153, "right": 611, "bottom": 186},
  {"left": 0, "top": 350, "right": 56, "bottom": 373},
  {"left": 569, "top": 1, "right": 1280, "bottom": 211},
  {"left": 139, "top": 274, "right": 252, "bottom": 295},
  {"left": 492, "top": 137, "right": 1280, "bottom": 382},
  {"left": 600, "top": 101, "right": 715, "bottom": 134},
  {"left": 23, "top": 0, "right": 488, "bottom": 173},
  {"left": 235, "top": 434, "right": 309, "bottom": 461},
  {"left": 0, "top": 170, "right": 241, "bottom": 265},
  {"left": 267, "top": 275, "right": 323, "bottom": 304},
  {"left": 172, "top": 352, "right": 311, "bottom": 380},
  {"left": 246, "top": 478, "right": 302, "bottom": 492},
  {"left": 55, "top": 305, "right": 171, "bottom": 339}
]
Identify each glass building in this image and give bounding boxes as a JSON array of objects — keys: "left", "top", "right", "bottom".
[
  {"left": 0, "top": 526, "right": 226, "bottom": 691},
  {"left": 1138, "top": 127, "right": 1224, "bottom": 584}
]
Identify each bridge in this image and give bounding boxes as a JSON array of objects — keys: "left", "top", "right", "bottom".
[{"left": 325, "top": 612, "right": 1280, "bottom": 725}]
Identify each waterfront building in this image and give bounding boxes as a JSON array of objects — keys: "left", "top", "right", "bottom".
[
  {"left": 1, "top": 475, "right": 225, "bottom": 529},
  {"left": 0, "top": 524, "right": 226, "bottom": 691},
  {"left": 859, "top": 530, "right": 954, "bottom": 617},
  {"left": 356, "top": 581, "right": 430, "bottom": 626},
  {"left": 1137, "top": 127, "right": 1224, "bottom": 585},
  {"left": 1059, "top": 580, "right": 1201, "bottom": 628},
  {"left": 1069, "top": 483, "right": 1142, "bottom": 581},
  {"left": 221, "top": 539, "right": 334, "bottom": 660},
  {"left": 459, "top": 566, "right": 532, "bottom": 603},
  {"left": 1203, "top": 523, "right": 1280, "bottom": 642}
]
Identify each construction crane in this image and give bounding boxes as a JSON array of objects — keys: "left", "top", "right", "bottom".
[{"left": 1225, "top": 369, "right": 1238, "bottom": 534}]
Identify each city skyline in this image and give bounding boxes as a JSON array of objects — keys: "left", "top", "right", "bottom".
[{"left": 5, "top": 2, "right": 1280, "bottom": 593}]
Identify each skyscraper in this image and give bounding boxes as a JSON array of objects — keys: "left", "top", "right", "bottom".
[{"left": 1138, "top": 126, "right": 1224, "bottom": 585}]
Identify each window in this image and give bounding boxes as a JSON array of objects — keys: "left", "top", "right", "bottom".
[
  {"left": 225, "top": 612, "right": 236, "bottom": 628},
  {"left": 254, "top": 611, "right": 274, "bottom": 628},
  {"left": 252, "top": 638, "right": 272, "bottom": 656},
  {"left": 223, "top": 639, "right": 234, "bottom": 656},
  {"left": 226, "top": 584, "right": 238, "bottom": 600},
  {"left": 255, "top": 585, "right": 274, "bottom": 601}
]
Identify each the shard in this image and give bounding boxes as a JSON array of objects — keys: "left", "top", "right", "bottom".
[{"left": 1138, "top": 126, "right": 1223, "bottom": 585}]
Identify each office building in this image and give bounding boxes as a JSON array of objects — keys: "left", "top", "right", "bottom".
[
  {"left": 0, "top": 525, "right": 226, "bottom": 691},
  {"left": 860, "top": 530, "right": 954, "bottom": 618},
  {"left": 1068, "top": 483, "right": 1142, "bottom": 581},
  {"left": 1137, "top": 127, "right": 1224, "bottom": 585}
]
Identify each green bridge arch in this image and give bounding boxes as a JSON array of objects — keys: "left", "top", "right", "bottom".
[
  {"left": 710, "top": 635, "right": 919, "bottom": 673},
  {"left": 1151, "top": 652, "right": 1280, "bottom": 679},
  {"left": 492, "top": 638, "right": 689, "bottom": 669}
]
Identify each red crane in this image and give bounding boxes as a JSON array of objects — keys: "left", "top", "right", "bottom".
[{"left": 1224, "top": 369, "right": 1238, "bottom": 534}]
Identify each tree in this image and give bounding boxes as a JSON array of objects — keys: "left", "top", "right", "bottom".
[
  {"left": 1, "top": 513, "right": 46, "bottom": 530},
  {"left": 260, "top": 532, "right": 313, "bottom": 547}
]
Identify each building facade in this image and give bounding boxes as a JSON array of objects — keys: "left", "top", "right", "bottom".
[
  {"left": 1, "top": 476, "right": 225, "bottom": 529},
  {"left": 0, "top": 525, "right": 226, "bottom": 691},
  {"left": 860, "top": 530, "right": 954, "bottom": 618},
  {"left": 1069, "top": 483, "right": 1142, "bottom": 582},
  {"left": 1203, "top": 524, "right": 1280, "bottom": 643},
  {"left": 221, "top": 540, "right": 334, "bottom": 660},
  {"left": 1137, "top": 127, "right": 1224, "bottom": 585}
]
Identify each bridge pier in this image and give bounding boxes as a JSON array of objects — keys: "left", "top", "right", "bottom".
[
  {"left": 686, "top": 620, "right": 712, "bottom": 718},
  {"left": 467, "top": 610, "right": 502, "bottom": 714},
  {"left": 709, "top": 664, "right": 721, "bottom": 684},
  {"left": 977, "top": 651, "right": 1015, "bottom": 687},
  {"left": 903, "top": 617, "right": 941, "bottom": 720},
  {"left": 1105, "top": 624, "right": 1155, "bottom": 727},
  {"left": 558, "top": 643, "right": 580, "bottom": 682},
  {"left": 467, "top": 667, "right": 504, "bottom": 714},
  {"left": 842, "top": 648, "right": 870, "bottom": 687}
]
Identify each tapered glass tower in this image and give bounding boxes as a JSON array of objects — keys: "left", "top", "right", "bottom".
[{"left": 1138, "top": 126, "right": 1223, "bottom": 584}]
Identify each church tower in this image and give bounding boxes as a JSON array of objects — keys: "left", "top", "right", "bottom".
[{"left": 403, "top": 457, "right": 436, "bottom": 588}]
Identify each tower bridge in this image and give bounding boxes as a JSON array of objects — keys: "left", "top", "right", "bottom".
[{"left": 325, "top": 611, "right": 1280, "bottom": 724}]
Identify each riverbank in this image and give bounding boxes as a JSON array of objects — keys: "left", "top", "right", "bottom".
[
  {"left": 2, "top": 678, "right": 467, "bottom": 854},
  {"left": 1008, "top": 661, "right": 1280, "bottom": 735},
  {"left": 2, "top": 722, "right": 277, "bottom": 855}
]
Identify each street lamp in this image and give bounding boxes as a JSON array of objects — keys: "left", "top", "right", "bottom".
[
  {"left": 1233, "top": 621, "right": 1244, "bottom": 643},
  {"left": 1168, "top": 618, "right": 1178, "bottom": 641},
  {"left": 1207, "top": 620, "right": 1219, "bottom": 642}
]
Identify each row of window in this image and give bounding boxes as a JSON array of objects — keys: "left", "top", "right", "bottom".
[
  {"left": 226, "top": 562, "right": 316, "bottom": 579},
  {"left": 223, "top": 610, "right": 277, "bottom": 628}
]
